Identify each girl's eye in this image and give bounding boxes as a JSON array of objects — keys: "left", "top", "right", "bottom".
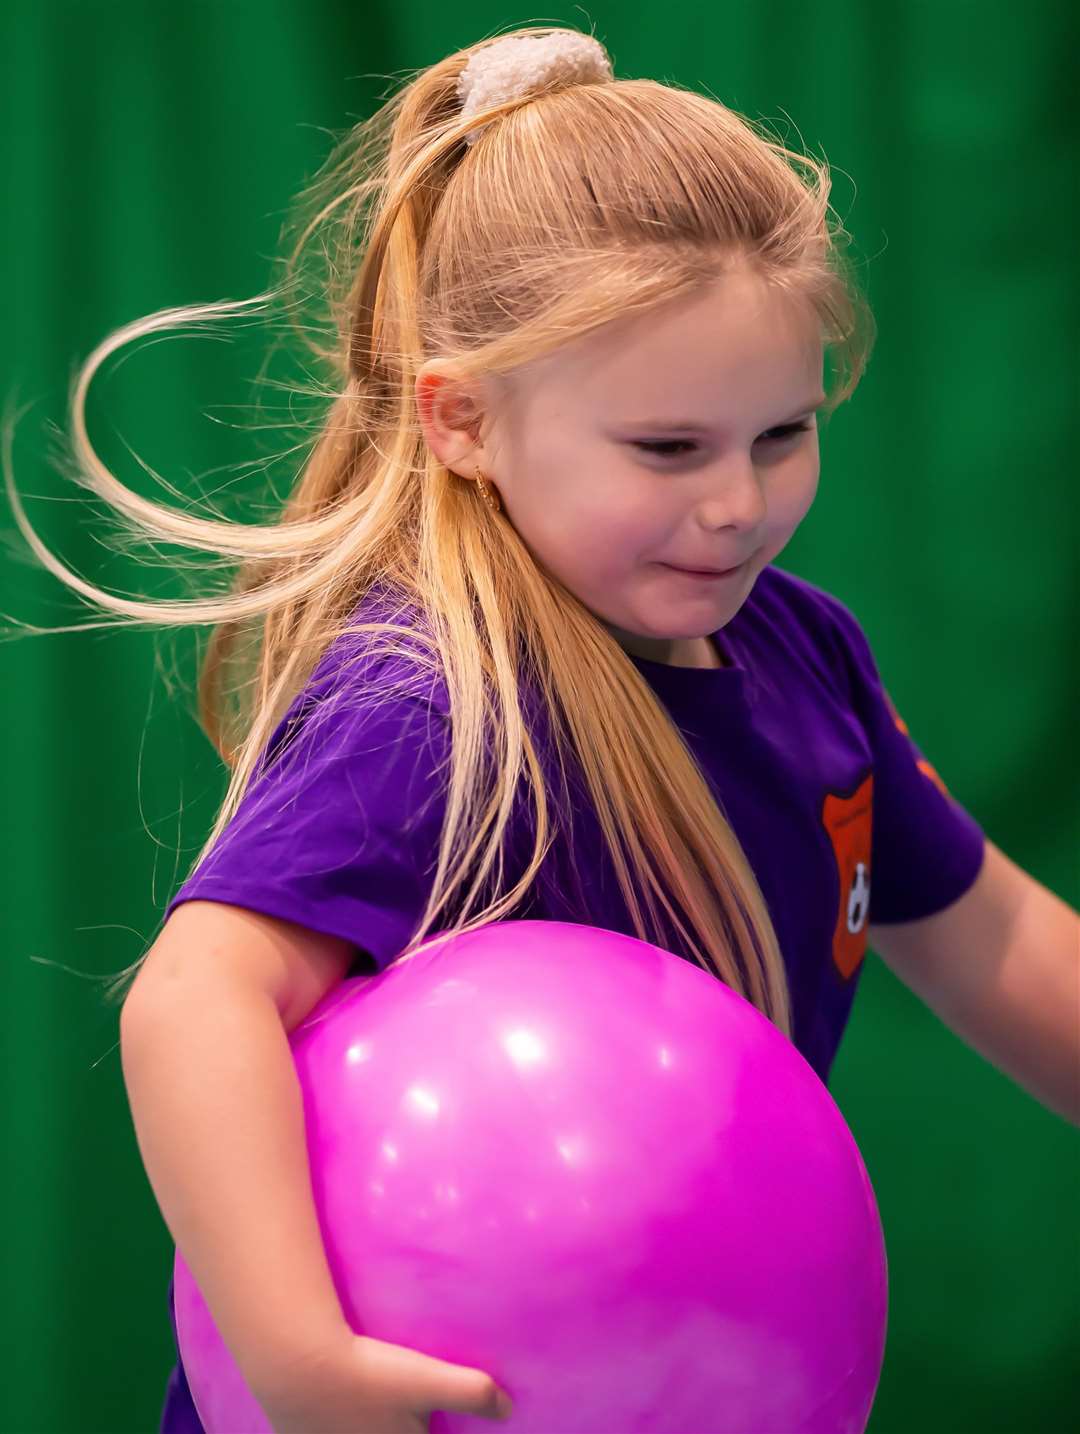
[{"left": 631, "top": 421, "right": 814, "bottom": 460}]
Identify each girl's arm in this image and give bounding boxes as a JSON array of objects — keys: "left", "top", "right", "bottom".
[
  {"left": 868, "top": 838, "right": 1080, "bottom": 1125},
  {"left": 119, "top": 903, "right": 358, "bottom": 1399}
]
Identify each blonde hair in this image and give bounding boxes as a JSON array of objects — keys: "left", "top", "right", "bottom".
[{"left": 4, "top": 25, "right": 875, "bottom": 1031}]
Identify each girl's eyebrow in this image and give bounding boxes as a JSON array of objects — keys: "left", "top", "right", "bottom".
[{"left": 619, "top": 394, "right": 827, "bottom": 432}]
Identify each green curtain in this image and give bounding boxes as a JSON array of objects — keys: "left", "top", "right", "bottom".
[{"left": 2, "top": 3, "right": 1075, "bottom": 1430}]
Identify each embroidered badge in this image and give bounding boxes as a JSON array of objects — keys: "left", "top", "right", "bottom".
[{"left": 823, "top": 772, "right": 873, "bottom": 979}]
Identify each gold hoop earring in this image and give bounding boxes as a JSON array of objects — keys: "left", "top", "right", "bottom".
[{"left": 474, "top": 465, "right": 502, "bottom": 515}]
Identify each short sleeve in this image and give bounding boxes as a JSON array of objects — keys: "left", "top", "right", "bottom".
[
  {"left": 164, "top": 668, "right": 453, "bottom": 973},
  {"left": 819, "top": 591, "right": 986, "bottom": 924}
]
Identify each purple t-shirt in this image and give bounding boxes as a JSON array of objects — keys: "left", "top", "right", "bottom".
[{"left": 157, "top": 563, "right": 985, "bottom": 1432}]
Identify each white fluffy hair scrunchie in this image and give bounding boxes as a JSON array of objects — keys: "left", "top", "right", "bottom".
[{"left": 456, "top": 30, "right": 614, "bottom": 147}]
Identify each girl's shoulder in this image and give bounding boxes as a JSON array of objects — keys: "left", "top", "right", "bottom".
[
  {"left": 304, "top": 584, "right": 451, "bottom": 718},
  {"left": 253, "top": 586, "right": 450, "bottom": 781},
  {"left": 740, "top": 563, "right": 872, "bottom": 703},
  {"left": 752, "top": 562, "right": 859, "bottom": 636}
]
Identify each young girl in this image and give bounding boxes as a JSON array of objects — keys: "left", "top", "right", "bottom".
[{"left": 9, "top": 24, "right": 1076, "bottom": 1434}]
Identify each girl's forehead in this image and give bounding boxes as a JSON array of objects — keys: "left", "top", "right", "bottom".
[
  {"left": 524, "top": 334, "right": 822, "bottom": 424},
  {"left": 490, "top": 274, "right": 822, "bottom": 427}
]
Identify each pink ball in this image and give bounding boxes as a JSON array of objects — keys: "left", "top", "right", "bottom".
[{"left": 175, "top": 919, "right": 887, "bottom": 1432}]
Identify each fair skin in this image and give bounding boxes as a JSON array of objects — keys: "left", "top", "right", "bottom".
[{"left": 415, "top": 262, "right": 827, "bottom": 669}]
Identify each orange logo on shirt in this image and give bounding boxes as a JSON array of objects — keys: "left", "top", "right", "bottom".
[
  {"left": 822, "top": 772, "right": 873, "bottom": 980},
  {"left": 822, "top": 691, "right": 950, "bottom": 980}
]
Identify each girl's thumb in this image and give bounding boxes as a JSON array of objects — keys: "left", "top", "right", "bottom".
[{"left": 424, "top": 1354, "right": 514, "bottom": 1422}]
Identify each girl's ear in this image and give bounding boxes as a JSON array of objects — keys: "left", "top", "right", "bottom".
[{"left": 416, "top": 366, "right": 489, "bottom": 477}]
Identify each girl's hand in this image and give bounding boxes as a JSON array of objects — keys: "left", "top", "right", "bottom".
[{"left": 252, "top": 1329, "right": 514, "bottom": 1433}]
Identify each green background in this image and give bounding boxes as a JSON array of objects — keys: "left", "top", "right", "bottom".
[{"left": 2, "top": 2, "right": 1076, "bottom": 1431}]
